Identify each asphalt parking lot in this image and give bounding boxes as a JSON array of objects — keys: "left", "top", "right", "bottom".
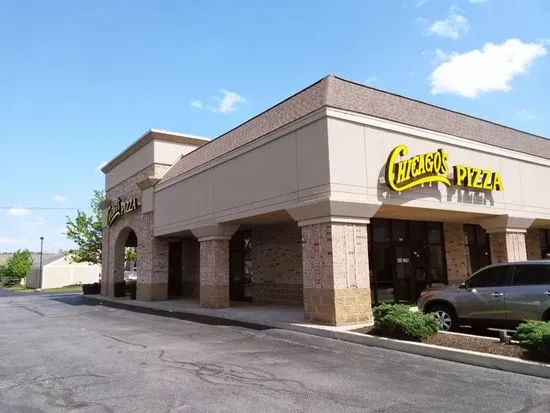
[{"left": 0, "top": 292, "right": 548, "bottom": 413}]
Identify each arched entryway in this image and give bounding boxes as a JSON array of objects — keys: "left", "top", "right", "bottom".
[{"left": 113, "top": 227, "right": 138, "bottom": 297}]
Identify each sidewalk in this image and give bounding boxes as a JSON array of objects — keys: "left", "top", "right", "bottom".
[{"left": 84, "top": 294, "right": 372, "bottom": 334}]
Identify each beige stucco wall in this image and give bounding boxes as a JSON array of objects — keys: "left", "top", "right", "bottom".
[
  {"left": 106, "top": 141, "right": 155, "bottom": 190},
  {"left": 106, "top": 140, "right": 201, "bottom": 190},
  {"left": 152, "top": 111, "right": 550, "bottom": 236},
  {"left": 326, "top": 114, "right": 550, "bottom": 222},
  {"left": 154, "top": 116, "right": 330, "bottom": 235}
]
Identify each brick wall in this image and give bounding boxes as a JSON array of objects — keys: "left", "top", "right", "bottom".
[
  {"left": 301, "top": 222, "right": 372, "bottom": 326},
  {"left": 526, "top": 229, "right": 542, "bottom": 260},
  {"left": 249, "top": 222, "right": 303, "bottom": 305},
  {"left": 489, "top": 231, "right": 527, "bottom": 263},
  {"left": 443, "top": 223, "right": 468, "bottom": 284}
]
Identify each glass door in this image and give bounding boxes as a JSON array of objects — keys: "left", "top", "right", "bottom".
[
  {"left": 394, "top": 246, "right": 412, "bottom": 302},
  {"left": 411, "top": 245, "right": 428, "bottom": 302},
  {"left": 229, "top": 230, "right": 253, "bottom": 302}
]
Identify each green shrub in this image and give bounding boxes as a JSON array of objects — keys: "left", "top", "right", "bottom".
[
  {"left": 373, "top": 303, "right": 439, "bottom": 342},
  {"left": 515, "top": 320, "right": 550, "bottom": 357}
]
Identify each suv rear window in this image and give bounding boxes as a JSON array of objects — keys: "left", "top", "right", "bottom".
[
  {"left": 468, "top": 266, "right": 512, "bottom": 288},
  {"left": 513, "top": 265, "right": 550, "bottom": 286}
]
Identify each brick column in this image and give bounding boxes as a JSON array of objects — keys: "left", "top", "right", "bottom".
[
  {"left": 489, "top": 232, "right": 527, "bottom": 263},
  {"left": 526, "top": 229, "right": 542, "bottom": 260},
  {"left": 137, "top": 212, "right": 170, "bottom": 300},
  {"left": 192, "top": 224, "right": 239, "bottom": 309},
  {"left": 443, "top": 223, "right": 469, "bottom": 284},
  {"left": 300, "top": 220, "right": 372, "bottom": 326},
  {"left": 198, "top": 239, "right": 230, "bottom": 308},
  {"left": 481, "top": 215, "right": 534, "bottom": 264}
]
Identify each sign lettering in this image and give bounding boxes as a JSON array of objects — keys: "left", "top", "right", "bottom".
[
  {"left": 107, "top": 198, "right": 139, "bottom": 227},
  {"left": 385, "top": 145, "right": 504, "bottom": 192}
]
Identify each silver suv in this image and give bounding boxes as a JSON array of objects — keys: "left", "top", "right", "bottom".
[{"left": 417, "top": 260, "right": 550, "bottom": 331}]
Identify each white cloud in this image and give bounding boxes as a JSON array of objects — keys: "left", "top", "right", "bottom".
[
  {"left": 97, "top": 161, "right": 108, "bottom": 171},
  {"left": 364, "top": 76, "right": 378, "bottom": 85},
  {"left": 53, "top": 195, "right": 66, "bottom": 202},
  {"left": 190, "top": 100, "right": 203, "bottom": 109},
  {"left": 7, "top": 208, "right": 31, "bottom": 216},
  {"left": 430, "top": 39, "right": 548, "bottom": 97},
  {"left": 191, "top": 89, "right": 248, "bottom": 114},
  {"left": 424, "top": 48, "right": 450, "bottom": 65},
  {"left": 427, "top": 5, "right": 469, "bottom": 39},
  {"left": 518, "top": 108, "right": 536, "bottom": 120},
  {"left": 217, "top": 90, "right": 248, "bottom": 113},
  {"left": 35, "top": 216, "right": 45, "bottom": 226},
  {"left": 415, "top": 0, "right": 431, "bottom": 7},
  {"left": 470, "top": 0, "right": 488, "bottom": 3},
  {"left": 57, "top": 228, "right": 67, "bottom": 235}
]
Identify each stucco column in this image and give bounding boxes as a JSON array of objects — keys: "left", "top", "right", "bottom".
[
  {"left": 137, "top": 212, "right": 170, "bottom": 300},
  {"left": 481, "top": 215, "right": 534, "bottom": 264},
  {"left": 443, "top": 223, "right": 469, "bottom": 284},
  {"left": 299, "top": 219, "right": 372, "bottom": 326},
  {"left": 192, "top": 224, "right": 239, "bottom": 308},
  {"left": 526, "top": 228, "right": 542, "bottom": 260}
]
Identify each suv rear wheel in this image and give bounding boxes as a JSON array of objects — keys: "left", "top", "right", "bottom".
[{"left": 429, "top": 304, "right": 458, "bottom": 331}]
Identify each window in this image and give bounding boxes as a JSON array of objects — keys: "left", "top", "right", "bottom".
[
  {"left": 468, "top": 266, "right": 511, "bottom": 288},
  {"left": 464, "top": 224, "right": 491, "bottom": 274},
  {"left": 513, "top": 265, "right": 550, "bottom": 286},
  {"left": 372, "top": 220, "right": 390, "bottom": 243}
]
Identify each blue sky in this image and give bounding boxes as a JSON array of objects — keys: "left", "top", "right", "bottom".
[{"left": 0, "top": 0, "right": 549, "bottom": 253}]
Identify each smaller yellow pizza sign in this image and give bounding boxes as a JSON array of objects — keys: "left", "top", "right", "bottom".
[
  {"left": 385, "top": 145, "right": 504, "bottom": 193},
  {"left": 107, "top": 198, "right": 139, "bottom": 227}
]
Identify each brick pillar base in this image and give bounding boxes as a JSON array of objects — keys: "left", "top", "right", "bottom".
[
  {"left": 199, "top": 238, "right": 230, "bottom": 308},
  {"left": 489, "top": 231, "right": 527, "bottom": 263},
  {"left": 301, "top": 221, "right": 372, "bottom": 326}
]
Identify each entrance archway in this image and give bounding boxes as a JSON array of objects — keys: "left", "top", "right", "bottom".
[{"left": 113, "top": 227, "right": 138, "bottom": 297}]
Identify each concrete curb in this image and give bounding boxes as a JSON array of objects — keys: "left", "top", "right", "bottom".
[
  {"left": 286, "top": 325, "right": 550, "bottom": 380},
  {"left": 83, "top": 295, "right": 550, "bottom": 380}
]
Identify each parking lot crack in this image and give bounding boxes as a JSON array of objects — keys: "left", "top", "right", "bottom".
[{"left": 102, "top": 334, "right": 148, "bottom": 349}]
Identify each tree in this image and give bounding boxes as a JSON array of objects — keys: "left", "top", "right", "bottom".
[
  {"left": 65, "top": 189, "right": 104, "bottom": 265},
  {"left": 125, "top": 247, "right": 137, "bottom": 263},
  {"left": 0, "top": 249, "right": 33, "bottom": 286}
]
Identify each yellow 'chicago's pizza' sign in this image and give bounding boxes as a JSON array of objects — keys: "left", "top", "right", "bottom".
[{"left": 385, "top": 145, "right": 504, "bottom": 193}]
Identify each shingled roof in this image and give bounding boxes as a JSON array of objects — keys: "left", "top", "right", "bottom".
[{"left": 158, "top": 75, "right": 550, "bottom": 186}]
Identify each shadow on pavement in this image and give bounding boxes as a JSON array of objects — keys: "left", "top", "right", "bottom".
[{"left": 50, "top": 294, "right": 274, "bottom": 331}]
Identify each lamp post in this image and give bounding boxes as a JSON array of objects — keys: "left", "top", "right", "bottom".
[{"left": 39, "top": 236, "right": 44, "bottom": 290}]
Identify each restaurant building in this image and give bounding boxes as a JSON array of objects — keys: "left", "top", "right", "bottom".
[{"left": 100, "top": 75, "right": 550, "bottom": 325}]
